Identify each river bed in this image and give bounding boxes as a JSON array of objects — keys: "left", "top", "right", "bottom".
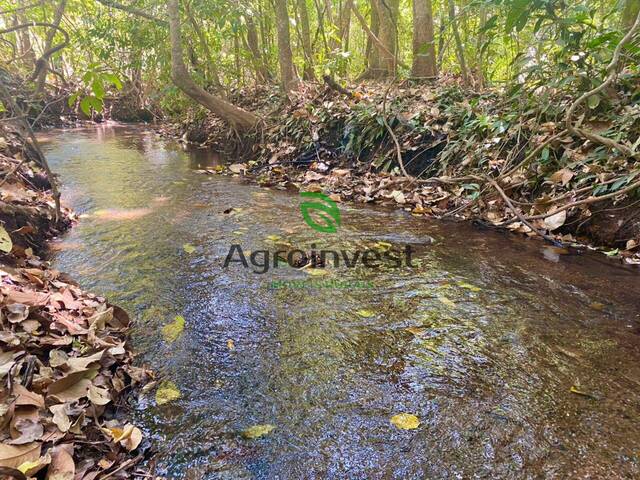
[{"left": 41, "top": 124, "right": 640, "bottom": 479}]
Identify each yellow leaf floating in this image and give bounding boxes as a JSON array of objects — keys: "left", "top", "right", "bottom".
[
  {"left": 437, "top": 296, "right": 456, "bottom": 308},
  {"left": 458, "top": 282, "right": 481, "bottom": 292},
  {"left": 162, "top": 315, "right": 185, "bottom": 343},
  {"left": 305, "top": 268, "right": 328, "bottom": 276},
  {"left": 356, "top": 309, "right": 375, "bottom": 318},
  {"left": 0, "top": 226, "right": 12, "bottom": 253},
  {"left": 183, "top": 243, "right": 196, "bottom": 254},
  {"left": 242, "top": 424, "right": 275, "bottom": 439},
  {"left": 406, "top": 326, "right": 426, "bottom": 336},
  {"left": 390, "top": 413, "right": 420, "bottom": 430},
  {"left": 156, "top": 381, "right": 181, "bottom": 406},
  {"left": 227, "top": 339, "right": 235, "bottom": 350}
]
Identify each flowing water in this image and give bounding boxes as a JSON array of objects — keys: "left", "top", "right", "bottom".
[{"left": 42, "top": 125, "right": 640, "bottom": 479}]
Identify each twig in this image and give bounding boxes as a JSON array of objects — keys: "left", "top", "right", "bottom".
[
  {"left": 0, "top": 158, "right": 26, "bottom": 188},
  {"left": 519, "top": 177, "right": 640, "bottom": 222},
  {"left": 489, "top": 179, "right": 558, "bottom": 243},
  {"left": 381, "top": 80, "right": 410, "bottom": 178},
  {"left": 98, "top": 454, "right": 144, "bottom": 480}
]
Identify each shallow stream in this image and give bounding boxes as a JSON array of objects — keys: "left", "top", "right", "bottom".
[{"left": 42, "top": 125, "right": 640, "bottom": 479}]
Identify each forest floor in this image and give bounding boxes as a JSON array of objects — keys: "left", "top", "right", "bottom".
[
  {"left": 0, "top": 125, "right": 152, "bottom": 478},
  {"left": 159, "top": 76, "right": 640, "bottom": 265}
]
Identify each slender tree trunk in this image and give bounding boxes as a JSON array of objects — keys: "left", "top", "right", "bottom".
[
  {"left": 622, "top": 0, "right": 640, "bottom": 30},
  {"left": 14, "top": 8, "right": 36, "bottom": 68},
  {"left": 411, "top": 0, "right": 437, "bottom": 78},
  {"left": 367, "top": 0, "right": 399, "bottom": 78},
  {"left": 296, "top": 0, "right": 315, "bottom": 80},
  {"left": 273, "top": 0, "right": 300, "bottom": 92},
  {"left": 184, "top": 1, "right": 223, "bottom": 89},
  {"left": 476, "top": 5, "right": 487, "bottom": 88},
  {"left": 167, "top": 0, "right": 259, "bottom": 131},
  {"left": 364, "top": 0, "right": 379, "bottom": 70},
  {"left": 339, "top": 0, "right": 351, "bottom": 51},
  {"left": 34, "top": 0, "right": 67, "bottom": 95},
  {"left": 246, "top": 15, "right": 272, "bottom": 82},
  {"left": 447, "top": 0, "right": 469, "bottom": 86}
]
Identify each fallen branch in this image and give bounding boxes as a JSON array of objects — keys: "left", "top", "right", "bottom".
[{"left": 489, "top": 179, "right": 558, "bottom": 243}]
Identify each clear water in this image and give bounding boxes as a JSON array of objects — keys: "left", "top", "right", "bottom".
[{"left": 42, "top": 125, "right": 640, "bottom": 479}]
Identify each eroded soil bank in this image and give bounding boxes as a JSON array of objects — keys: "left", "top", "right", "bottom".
[
  {"left": 160, "top": 79, "right": 640, "bottom": 264},
  {"left": 0, "top": 125, "right": 152, "bottom": 479}
]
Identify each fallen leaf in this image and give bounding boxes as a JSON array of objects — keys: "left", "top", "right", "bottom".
[
  {"left": 46, "top": 444, "right": 74, "bottom": 480},
  {"left": 390, "top": 413, "right": 420, "bottom": 430},
  {"left": 305, "top": 268, "right": 328, "bottom": 276},
  {"left": 162, "top": 315, "right": 185, "bottom": 342},
  {"left": 437, "top": 296, "right": 456, "bottom": 308},
  {"left": 458, "top": 282, "right": 481, "bottom": 292},
  {"left": 356, "top": 309, "right": 375, "bottom": 318},
  {"left": 405, "top": 326, "right": 426, "bottom": 336},
  {"left": 156, "top": 380, "right": 181, "bottom": 406},
  {"left": 549, "top": 168, "right": 574, "bottom": 186},
  {"left": 227, "top": 339, "right": 235, "bottom": 350},
  {"left": 49, "top": 405, "right": 71, "bottom": 433},
  {"left": 17, "top": 453, "right": 51, "bottom": 476},
  {"left": 242, "top": 424, "right": 275, "bottom": 439},
  {"left": 0, "top": 226, "right": 13, "bottom": 253},
  {"left": 543, "top": 210, "right": 566, "bottom": 231},
  {"left": 0, "top": 442, "right": 41, "bottom": 469},
  {"left": 183, "top": 243, "right": 196, "bottom": 254}
]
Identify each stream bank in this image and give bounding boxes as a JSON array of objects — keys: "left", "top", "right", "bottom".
[
  {"left": 0, "top": 125, "right": 152, "bottom": 479},
  {"left": 160, "top": 78, "right": 640, "bottom": 264}
]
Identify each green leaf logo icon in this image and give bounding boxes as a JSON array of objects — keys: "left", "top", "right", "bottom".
[{"left": 300, "top": 192, "right": 341, "bottom": 233}]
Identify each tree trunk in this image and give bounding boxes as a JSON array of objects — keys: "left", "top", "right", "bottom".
[
  {"left": 14, "top": 7, "right": 36, "bottom": 69},
  {"left": 296, "top": 0, "right": 315, "bottom": 80},
  {"left": 246, "top": 15, "right": 272, "bottom": 82},
  {"left": 167, "top": 0, "right": 259, "bottom": 131},
  {"left": 362, "top": 0, "right": 398, "bottom": 78},
  {"left": 339, "top": 0, "right": 352, "bottom": 52},
  {"left": 447, "top": 0, "right": 469, "bottom": 86},
  {"left": 622, "top": 0, "right": 640, "bottom": 30},
  {"left": 34, "top": 0, "right": 67, "bottom": 95},
  {"left": 411, "top": 0, "right": 437, "bottom": 79},
  {"left": 273, "top": 0, "right": 300, "bottom": 92}
]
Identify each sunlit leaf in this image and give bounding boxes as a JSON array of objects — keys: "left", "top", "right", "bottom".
[
  {"left": 356, "top": 309, "right": 375, "bottom": 318},
  {"left": 458, "top": 282, "right": 481, "bottom": 292},
  {"left": 437, "top": 296, "right": 456, "bottom": 308},
  {"left": 156, "top": 380, "right": 181, "bottom": 405},
  {"left": 390, "top": 413, "right": 420, "bottom": 430},
  {"left": 0, "top": 226, "right": 13, "bottom": 253},
  {"left": 183, "top": 243, "right": 196, "bottom": 254},
  {"left": 242, "top": 424, "right": 275, "bottom": 439},
  {"left": 162, "top": 315, "right": 185, "bottom": 342}
]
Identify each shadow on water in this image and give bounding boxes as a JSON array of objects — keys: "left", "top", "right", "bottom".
[{"left": 43, "top": 124, "right": 640, "bottom": 479}]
